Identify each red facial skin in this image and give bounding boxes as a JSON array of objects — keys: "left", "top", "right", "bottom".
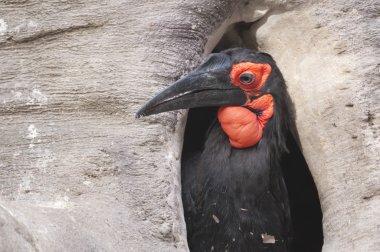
[{"left": 217, "top": 62, "right": 274, "bottom": 148}]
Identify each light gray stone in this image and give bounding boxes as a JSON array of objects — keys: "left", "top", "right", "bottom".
[{"left": 254, "top": 1, "right": 379, "bottom": 251}]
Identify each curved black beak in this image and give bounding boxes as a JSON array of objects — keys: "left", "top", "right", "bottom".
[{"left": 136, "top": 53, "right": 246, "bottom": 118}]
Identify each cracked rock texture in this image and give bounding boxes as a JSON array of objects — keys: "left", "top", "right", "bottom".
[{"left": 0, "top": 0, "right": 378, "bottom": 251}]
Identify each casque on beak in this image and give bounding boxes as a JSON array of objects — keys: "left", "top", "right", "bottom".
[{"left": 136, "top": 53, "right": 246, "bottom": 118}]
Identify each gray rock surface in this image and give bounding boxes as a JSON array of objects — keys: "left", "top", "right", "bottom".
[
  {"left": 254, "top": 1, "right": 379, "bottom": 251},
  {"left": 0, "top": 0, "right": 378, "bottom": 251}
]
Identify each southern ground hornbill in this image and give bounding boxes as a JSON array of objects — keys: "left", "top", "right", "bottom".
[{"left": 137, "top": 48, "right": 323, "bottom": 252}]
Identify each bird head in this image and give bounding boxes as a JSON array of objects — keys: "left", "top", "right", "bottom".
[{"left": 136, "top": 48, "right": 284, "bottom": 118}]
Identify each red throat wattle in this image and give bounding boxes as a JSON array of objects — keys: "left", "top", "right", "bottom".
[{"left": 217, "top": 62, "right": 274, "bottom": 149}]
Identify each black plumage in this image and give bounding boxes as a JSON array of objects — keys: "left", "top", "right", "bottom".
[{"left": 137, "top": 48, "right": 323, "bottom": 252}]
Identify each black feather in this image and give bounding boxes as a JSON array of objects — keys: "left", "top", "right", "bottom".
[
  {"left": 195, "top": 53, "right": 232, "bottom": 73},
  {"left": 181, "top": 49, "right": 323, "bottom": 252}
]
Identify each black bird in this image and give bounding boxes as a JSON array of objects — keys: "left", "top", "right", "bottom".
[{"left": 137, "top": 48, "right": 323, "bottom": 252}]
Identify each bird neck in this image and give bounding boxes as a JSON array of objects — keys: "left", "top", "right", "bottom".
[{"left": 217, "top": 94, "right": 274, "bottom": 148}]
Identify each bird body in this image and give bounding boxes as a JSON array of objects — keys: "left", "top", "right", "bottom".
[
  {"left": 137, "top": 48, "right": 323, "bottom": 252},
  {"left": 182, "top": 120, "right": 292, "bottom": 252}
]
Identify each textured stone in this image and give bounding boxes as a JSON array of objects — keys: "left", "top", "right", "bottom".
[
  {"left": 0, "top": 1, "right": 237, "bottom": 251},
  {"left": 254, "top": 1, "right": 379, "bottom": 251}
]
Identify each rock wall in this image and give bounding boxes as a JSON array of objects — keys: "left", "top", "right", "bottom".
[
  {"left": 0, "top": 1, "right": 237, "bottom": 250},
  {"left": 254, "top": 1, "right": 379, "bottom": 251}
]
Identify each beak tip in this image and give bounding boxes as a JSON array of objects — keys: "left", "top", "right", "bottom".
[
  {"left": 135, "top": 112, "right": 144, "bottom": 118},
  {"left": 135, "top": 108, "right": 145, "bottom": 118},
  {"left": 136, "top": 103, "right": 154, "bottom": 118}
]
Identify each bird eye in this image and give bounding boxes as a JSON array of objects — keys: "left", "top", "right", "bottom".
[{"left": 239, "top": 72, "right": 256, "bottom": 85}]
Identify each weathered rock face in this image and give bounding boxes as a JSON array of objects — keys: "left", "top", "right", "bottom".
[
  {"left": 254, "top": 2, "right": 379, "bottom": 251},
  {"left": 0, "top": 1, "right": 236, "bottom": 251},
  {"left": 0, "top": 0, "right": 378, "bottom": 251}
]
